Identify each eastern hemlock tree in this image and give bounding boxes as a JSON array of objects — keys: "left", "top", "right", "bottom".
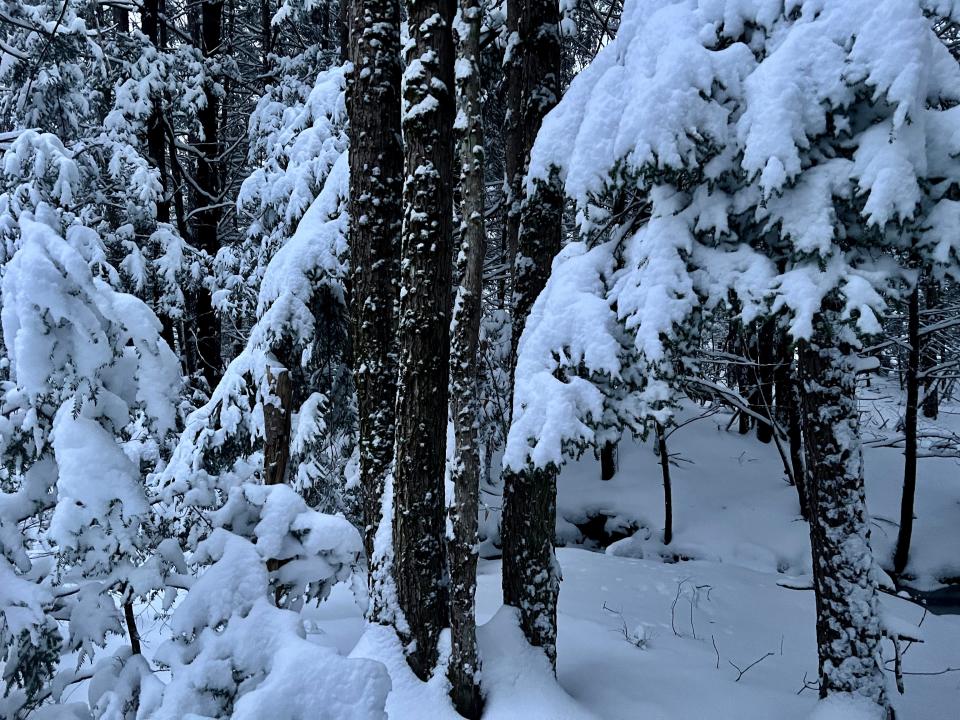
[
  {"left": 509, "top": 0, "right": 960, "bottom": 716},
  {"left": 447, "top": 0, "right": 486, "bottom": 712},
  {"left": 392, "top": 0, "right": 457, "bottom": 680},
  {"left": 344, "top": 0, "right": 405, "bottom": 622}
]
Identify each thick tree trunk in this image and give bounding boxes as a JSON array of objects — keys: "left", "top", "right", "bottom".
[
  {"left": 501, "top": 0, "right": 563, "bottom": 666},
  {"left": 346, "top": 0, "right": 403, "bottom": 618},
  {"left": 501, "top": 466, "right": 559, "bottom": 660},
  {"left": 656, "top": 423, "right": 672, "bottom": 546},
  {"left": 800, "top": 302, "right": 889, "bottom": 715},
  {"left": 894, "top": 286, "right": 921, "bottom": 577},
  {"left": 393, "top": 0, "right": 456, "bottom": 680},
  {"left": 192, "top": 0, "right": 224, "bottom": 389},
  {"left": 447, "top": 1, "right": 485, "bottom": 710}
]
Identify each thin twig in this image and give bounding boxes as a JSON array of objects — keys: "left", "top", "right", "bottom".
[{"left": 728, "top": 652, "right": 774, "bottom": 682}]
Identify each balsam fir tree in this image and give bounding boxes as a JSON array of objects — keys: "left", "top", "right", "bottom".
[
  {"left": 509, "top": 0, "right": 960, "bottom": 716},
  {"left": 0, "top": 205, "right": 182, "bottom": 717}
]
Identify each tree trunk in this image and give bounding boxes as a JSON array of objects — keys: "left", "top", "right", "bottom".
[
  {"left": 894, "top": 286, "right": 920, "bottom": 577},
  {"left": 192, "top": 0, "right": 224, "bottom": 389},
  {"left": 920, "top": 277, "right": 940, "bottom": 420},
  {"left": 656, "top": 423, "right": 672, "bottom": 546},
  {"left": 263, "top": 365, "right": 292, "bottom": 488},
  {"left": 800, "top": 300, "right": 889, "bottom": 715},
  {"left": 123, "top": 599, "right": 141, "bottom": 655},
  {"left": 600, "top": 441, "right": 616, "bottom": 480},
  {"left": 501, "top": 0, "right": 522, "bottom": 321},
  {"left": 346, "top": 0, "right": 403, "bottom": 618},
  {"left": 393, "top": 0, "right": 456, "bottom": 680},
  {"left": 753, "top": 319, "right": 775, "bottom": 444},
  {"left": 500, "top": 0, "right": 563, "bottom": 666},
  {"left": 501, "top": 465, "right": 559, "bottom": 660},
  {"left": 447, "top": 1, "right": 485, "bottom": 710}
]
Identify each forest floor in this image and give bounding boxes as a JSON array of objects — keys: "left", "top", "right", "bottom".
[
  {"left": 316, "top": 381, "right": 960, "bottom": 719},
  {"left": 108, "top": 381, "right": 959, "bottom": 719}
]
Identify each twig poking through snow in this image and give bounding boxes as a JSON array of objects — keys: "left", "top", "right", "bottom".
[{"left": 728, "top": 652, "right": 774, "bottom": 682}]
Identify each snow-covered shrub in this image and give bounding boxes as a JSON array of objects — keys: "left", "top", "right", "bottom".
[{"left": 153, "top": 514, "right": 389, "bottom": 720}]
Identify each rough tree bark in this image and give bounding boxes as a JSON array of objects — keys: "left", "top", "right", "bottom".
[
  {"left": 500, "top": 0, "right": 563, "bottom": 666},
  {"left": 800, "top": 299, "right": 890, "bottom": 717},
  {"left": 894, "top": 285, "right": 920, "bottom": 576},
  {"left": 393, "top": 0, "right": 456, "bottom": 680},
  {"left": 447, "top": 0, "right": 485, "bottom": 710},
  {"left": 346, "top": 0, "right": 403, "bottom": 619}
]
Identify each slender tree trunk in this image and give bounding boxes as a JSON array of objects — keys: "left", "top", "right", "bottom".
[
  {"left": 123, "top": 600, "right": 141, "bottom": 655},
  {"left": 600, "top": 441, "right": 616, "bottom": 480},
  {"left": 786, "top": 359, "right": 809, "bottom": 520},
  {"left": 346, "top": 0, "right": 403, "bottom": 619},
  {"left": 140, "top": 0, "right": 179, "bottom": 354},
  {"left": 500, "top": 0, "right": 563, "bottom": 666},
  {"left": 753, "top": 319, "right": 775, "bottom": 444},
  {"left": 263, "top": 363, "right": 292, "bottom": 603},
  {"left": 263, "top": 365, "right": 292, "bottom": 488},
  {"left": 261, "top": 0, "right": 272, "bottom": 74},
  {"left": 501, "top": 0, "right": 522, "bottom": 322},
  {"left": 656, "top": 422, "right": 672, "bottom": 545},
  {"left": 447, "top": 1, "right": 485, "bottom": 710},
  {"left": 894, "top": 286, "right": 921, "bottom": 577},
  {"left": 192, "top": 0, "right": 224, "bottom": 389},
  {"left": 800, "top": 300, "right": 889, "bottom": 716},
  {"left": 393, "top": 0, "right": 456, "bottom": 680},
  {"left": 921, "top": 277, "right": 940, "bottom": 420}
]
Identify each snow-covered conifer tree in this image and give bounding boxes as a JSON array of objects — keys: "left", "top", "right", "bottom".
[
  {"left": 0, "top": 206, "right": 181, "bottom": 716},
  {"left": 509, "top": 0, "right": 960, "bottom": 714}
]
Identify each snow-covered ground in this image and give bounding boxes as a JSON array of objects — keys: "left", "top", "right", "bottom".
[
  {"left": 123, "top": 385, "right": 960, "bottom": 719},
  {"left": 308, "top": 545, "right": 958, "bottom": 720},
  {"left": 301, "top": 388, "right": 960, "bottom": 719}
]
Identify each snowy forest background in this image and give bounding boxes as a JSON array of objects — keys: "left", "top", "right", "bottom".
[{"left": 1, "top": 0, "right": 960, "bottom": 718}]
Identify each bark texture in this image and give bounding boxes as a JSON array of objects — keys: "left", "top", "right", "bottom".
[
  {"left": 501, "top": 465, "right": 559, "bottom": 663},
  {"left": 800, "top": 302, "right": 889, "bottom": 715},
  {"left": 447, "top": 0, "right": 485, "bottom": 713},
  {"left": 346, "top": 0, "right": 403, "bottom": 619},
  {"left": 500, "top": 0, "right": 563, "bottom": 667},
  {"left": 393, "top": 0, "right": 456, "bottom": 680}
]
